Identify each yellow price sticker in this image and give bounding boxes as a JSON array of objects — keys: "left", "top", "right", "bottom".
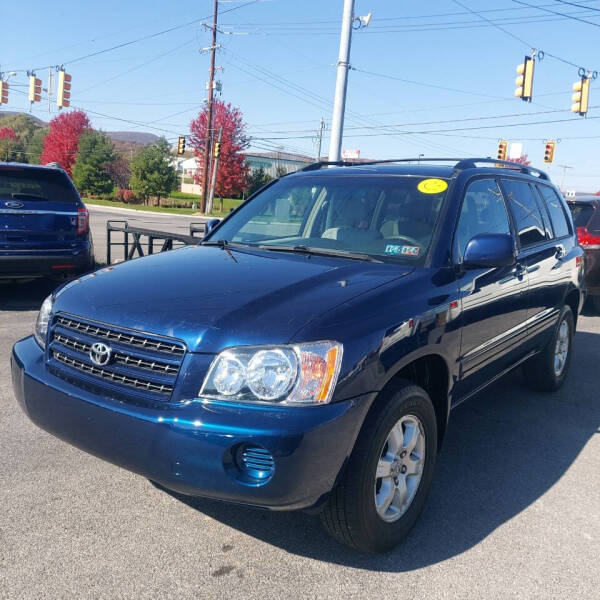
[{"left": 417, "top": 178, "right": 448, "bottom": 194}]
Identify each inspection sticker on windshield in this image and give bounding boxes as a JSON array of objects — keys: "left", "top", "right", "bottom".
[
  {"left": 417, "top": 178, "right": 448, "bottom": 194},
  {"left": 385, "top": 244, "right": 420, "bottom": 257}
]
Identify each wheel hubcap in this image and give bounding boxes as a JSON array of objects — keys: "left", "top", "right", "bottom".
[
  {"left": 553, "top": 319, "right": 569, "bottom": 377},
  {"left": 374, "top": 414, "right": 426, "bottom": 523}
]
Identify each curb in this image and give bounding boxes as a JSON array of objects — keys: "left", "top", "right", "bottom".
[{"left": 86, "top": 203, "right": 207, "bottom": 220}]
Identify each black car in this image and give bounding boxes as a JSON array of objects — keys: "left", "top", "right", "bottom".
[
  {"left": 12, "top": 158, "right": 584, "bottom": 552},
  {"left": 567, "top": 196, "right": 600, "bottom": 312},
  {"left": 0, "top": 163, "right": 94, "bottom": 281}
]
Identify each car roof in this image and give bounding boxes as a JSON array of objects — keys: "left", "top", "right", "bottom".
[
  {"left": 0, "top": 161, "right": 65, "bottom": 173},
  {"left": 287, "top": 159, "right": 551, "bottom": 184},
  {"left": 566, "top": 196, "right": 599, "bottom": 204}
]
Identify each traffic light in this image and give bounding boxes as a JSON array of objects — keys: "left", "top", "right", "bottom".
[
  {"left": 177, "top": 136, "right": 186, "bottom": 155},
  {"left": 0, "top": 81, "right": 8, "bottom": 104},
  {"left": 213, "top": 141, "right": 221, "bottom": 158},
  {"left": 57, "top": 69, "right": 71, "bottom": 108},
  {"left": 544, "top": 141, "right": 556, "bottom": 163},
  {"left": 515, "top": 56, "right": 534, "bottom": 102},
  {"left": 29, "top": 75, "right": 42, "bottom": 103},
  {"left": 571, "top": 76, "right": 590, "bottom": 116},
  {"left": 497, "top": 140, "right": 508, "bottom": 161}
]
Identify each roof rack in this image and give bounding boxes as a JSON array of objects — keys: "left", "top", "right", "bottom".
[{"left": 299, "top": 157, "right": 549, "bottom": 180}]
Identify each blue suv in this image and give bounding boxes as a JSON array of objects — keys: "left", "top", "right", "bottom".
[
  {"left": 0, "top": 163, "right": 94, "bottom": 281},
  {"left": 11, "top": 158, "right": 584, "bottom": 552}
]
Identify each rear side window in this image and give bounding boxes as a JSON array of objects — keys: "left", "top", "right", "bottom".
[
  {"left": 454, "top": 178, "right": 511, "bottom": 260},
  {"left": 568, "top": 202, "right": 595, "bottom": 229},
  {"left": 538, "top": 185, "right": 571, "bottom": 238},
  {"left": 0, "top": 168, "right": 79, "bottom": 203},
  {"left": 502, "top": 179, "right": 546, "bottom": 247}
]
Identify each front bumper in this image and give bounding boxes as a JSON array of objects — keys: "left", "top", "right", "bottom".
[
  {"left": 0, "top": 246, "right": 93, "bottom": 278},
  {"left": 11, "top": 336, "right": 374, "bottom": 510}
]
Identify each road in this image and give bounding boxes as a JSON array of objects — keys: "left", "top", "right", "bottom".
[{"left": 0, "top": 209, "right": 599, "bottom": 598}]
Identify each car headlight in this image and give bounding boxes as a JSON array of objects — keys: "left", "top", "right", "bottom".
[
  {"left": 200, "top": 341, "right": 343, "bottom": 405},
  {"left": 34, "top": 295, "right": 53, "bottom": 349}
]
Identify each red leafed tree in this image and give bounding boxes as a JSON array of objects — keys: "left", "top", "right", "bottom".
[
  {"left": 0, "top": 127, "right": 18, "bottom": 140},
  {"left": 512, "top": 154, "right": 531, "bottom": 166},
  {"left": 189, "top": 100, "right": 249, "bottom": 197},
  {"left": 41, "top": 110, "right": 91, "bottom": 176}
]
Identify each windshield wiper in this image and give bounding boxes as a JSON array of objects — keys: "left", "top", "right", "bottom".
[
  {"left": 201, "top": 239, "right": 255, "bottom": 249},
  {"left": 12, "top": 193, "right": 48, "bottom": 201},
  {"left": 258, "top": 244, "right": 382, "bottom": 263}
]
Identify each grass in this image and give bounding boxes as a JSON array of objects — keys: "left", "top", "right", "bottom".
[{"left": 83, "top": 196, "right": 244, "bottom": 217}]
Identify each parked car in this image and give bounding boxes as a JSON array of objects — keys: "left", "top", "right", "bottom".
[
  {"left": 12, "top": 158, "right": 584, "bottom": 552},
  {"left": 567, "top": 196, "right": 600, "bottom": 312},
  {"left": 0, "top": 163, "right": 94, "bottom": 281}
]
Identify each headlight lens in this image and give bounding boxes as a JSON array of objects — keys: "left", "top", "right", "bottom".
[
  {"left": 34, "top": 295, "right": 53, "bottom": 348},
  {"left": 200, "top": 341, "right": 342, "bottom": 405}
]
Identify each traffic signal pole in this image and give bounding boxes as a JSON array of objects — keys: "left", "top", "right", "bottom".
[
  {"left": 328, "top": 0, "right": 354, "bottom": 163},
  {"left": 200, "top": 0, "right": 219, "bottom": 213}
]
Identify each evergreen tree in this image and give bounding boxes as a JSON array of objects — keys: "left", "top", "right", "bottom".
[
  {"left": 72, "top": 130, "right": 117, "bottom": 195},
  {"left": 130, "top": 137, "right": 177, "bottom": 205}
]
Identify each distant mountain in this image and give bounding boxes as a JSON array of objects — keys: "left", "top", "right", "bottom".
[{"left": 105, "top": 131, "right": 159, "bottom": 145}]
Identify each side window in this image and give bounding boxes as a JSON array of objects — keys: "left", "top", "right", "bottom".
[
  {"left": 538, "top": 185, "right": 571, "bottom": 238},
  {"left": 502, "top": 179, "right": 547, "bottom": 247},
  {"left": 454, "top": 179, "right": 511, "bottom": 261}
]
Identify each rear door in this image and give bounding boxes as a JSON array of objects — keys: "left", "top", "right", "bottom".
[
  {"left": 0, "top": 166, "right": 81, "bottom": 251},
  {"left": 501, "top": 179, "right": 571, "bottom": 350}
]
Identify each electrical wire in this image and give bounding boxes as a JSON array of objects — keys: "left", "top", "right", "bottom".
[{"left": 513, "top": 0, "right": 600, "bottom": 27}]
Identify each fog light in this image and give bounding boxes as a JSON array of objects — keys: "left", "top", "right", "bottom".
[{"left": 237, "top": 444, "right": 274, "bottom": 481}]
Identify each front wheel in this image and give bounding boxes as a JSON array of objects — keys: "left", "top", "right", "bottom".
[
  {"left": 526, "top": 305, "right": 574, "bottom": 392},
  {"left": 320, "top": 382, "right": 437, "bottom": 553}
]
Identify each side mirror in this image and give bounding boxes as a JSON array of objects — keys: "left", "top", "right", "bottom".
[
  {"left": 205, "top": 218, "right": 221, "bottom": 235},
  {"left": 463, "top": 233, "right": 516, "bottom": 269}
]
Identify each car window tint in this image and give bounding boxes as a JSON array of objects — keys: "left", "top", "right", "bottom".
[
  {"left": 538, "top": 185, "right": 571, "bottom": 238},
  {"left": 502, "top": 179, "right": 547, "bottom": 247},
  {"left": 0, "top": 167, "right": 78, "bottom": 203},
  {"left": 454, "top": 179, "right": 510, "bottom": 260},
  {"left": 568, "top": 202, "right": 595, "bottom": 229}
]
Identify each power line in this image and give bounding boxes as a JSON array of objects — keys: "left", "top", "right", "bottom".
[
  {"left": 513, "top": 0, "right": 600, "bottom": 27},
  {"left": 554, "top": 0, "right": 600, "bottom": 12}
]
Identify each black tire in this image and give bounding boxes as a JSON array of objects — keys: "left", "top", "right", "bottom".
[
  {"left": 592, "top": 296, "right": 600, "bottom": 315},
  {"left": 320, "top": 381, "right": 437, "bottom": 553},
  {"left": 526, "top": 305, "right": 574, "bottom": 393}
]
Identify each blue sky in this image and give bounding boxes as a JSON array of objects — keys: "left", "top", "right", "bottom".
[{"left": 2, "top": 0, "right": 599, "bottom": 191}]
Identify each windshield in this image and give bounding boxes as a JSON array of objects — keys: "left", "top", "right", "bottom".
[
  {"left": 209, "top": 175, "right": 450, "bottom": 262},
  {"left": 0, "top": 167, "right": 79, "bottom": 203}
]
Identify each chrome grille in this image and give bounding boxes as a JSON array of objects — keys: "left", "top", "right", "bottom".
[
  {"left": 48, "top": 314, "right": 186, "bottom": 400},
  {"left": 55, "top": 316, "right": 184, "bottom": 356}
]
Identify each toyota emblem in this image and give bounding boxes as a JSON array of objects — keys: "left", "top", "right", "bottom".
[{"left": 89, "top": 342, "right": 112, "bottom": 366}]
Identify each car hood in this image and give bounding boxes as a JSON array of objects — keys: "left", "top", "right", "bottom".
[{"left": 54, "top": 245, "right": 413, "bottom": 353}]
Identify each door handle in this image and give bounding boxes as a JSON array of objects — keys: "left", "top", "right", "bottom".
[
  {"left": 514, "top": 263, "right": 527, "bottom": 278},
  {"left": 555, "top": 245, "right": 565, "bottom": 260}
]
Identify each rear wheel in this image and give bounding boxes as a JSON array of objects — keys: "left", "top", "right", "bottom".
[
  {"left": 526, "top": 305, "right": 574, "bottom": 392},
  {"left": 321, "top": 382, "right": 437, "bottom": 553}
]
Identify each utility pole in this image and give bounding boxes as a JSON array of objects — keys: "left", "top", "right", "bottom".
[
  {"left": 200, "top": 0, "right": 219, "bottom": 213},
  {"left": 316, "top": 117, "right": 325, "bottom": 161},
  {"left": 557, "top": 164, "right": 573, "bottom": 191},
  {"left": 47, "top": 67, "right": 53, "bottom": 114},
  {"left": 206, "top": 126, "right": 223, "bottom": 215},
  {"left": 328, "top": 0, "right": 355, "bottom": 163}
]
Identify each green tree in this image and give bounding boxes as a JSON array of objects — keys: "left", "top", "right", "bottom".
[
  {"left": 0, "top": 135, "right": 26, "bottom": 162},
  {"left": 72, "top": 130, "right": 117, "bottom": 195},
  {"left": 27, "top": 128, "right": 48, "bottom": 164},
  {"left": 245, "top": 167, "right": 272, "bottom": 196},
  {"left": 129, "top": 137, "right": 177, "bottom": 205},
  {"left": 0, "top": 114, "right": 38, "bottom": 147}
]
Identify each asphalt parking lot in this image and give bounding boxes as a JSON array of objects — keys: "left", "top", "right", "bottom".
[{"left": 1, "top": 208, "right": 599, "bottom": 599}]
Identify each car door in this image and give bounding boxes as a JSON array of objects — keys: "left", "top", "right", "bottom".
[
  {"left": 500, "top": 179, "right": 571, "bottom": 351},
  {"left": 452, "top": 177, "right": 529, "bottom": 401}
]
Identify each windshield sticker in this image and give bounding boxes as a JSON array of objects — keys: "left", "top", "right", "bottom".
[
  {"left": 385, "top": 244, "right": 421, "bottom": 257},
  {"left": 417, "top": 178, "right": 448, "bottom": 194}
]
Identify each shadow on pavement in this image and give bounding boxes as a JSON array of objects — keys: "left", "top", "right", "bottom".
[
  {"left": 159, "top": 329, "right": 600, "bottom": 571},
  {"left": 0, "top": 279, "right": 60, "bottom": 312}
]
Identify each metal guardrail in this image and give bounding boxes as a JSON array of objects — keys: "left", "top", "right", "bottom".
[{"left": 106, "top": 220, "right": 207, "bottom": 264}]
